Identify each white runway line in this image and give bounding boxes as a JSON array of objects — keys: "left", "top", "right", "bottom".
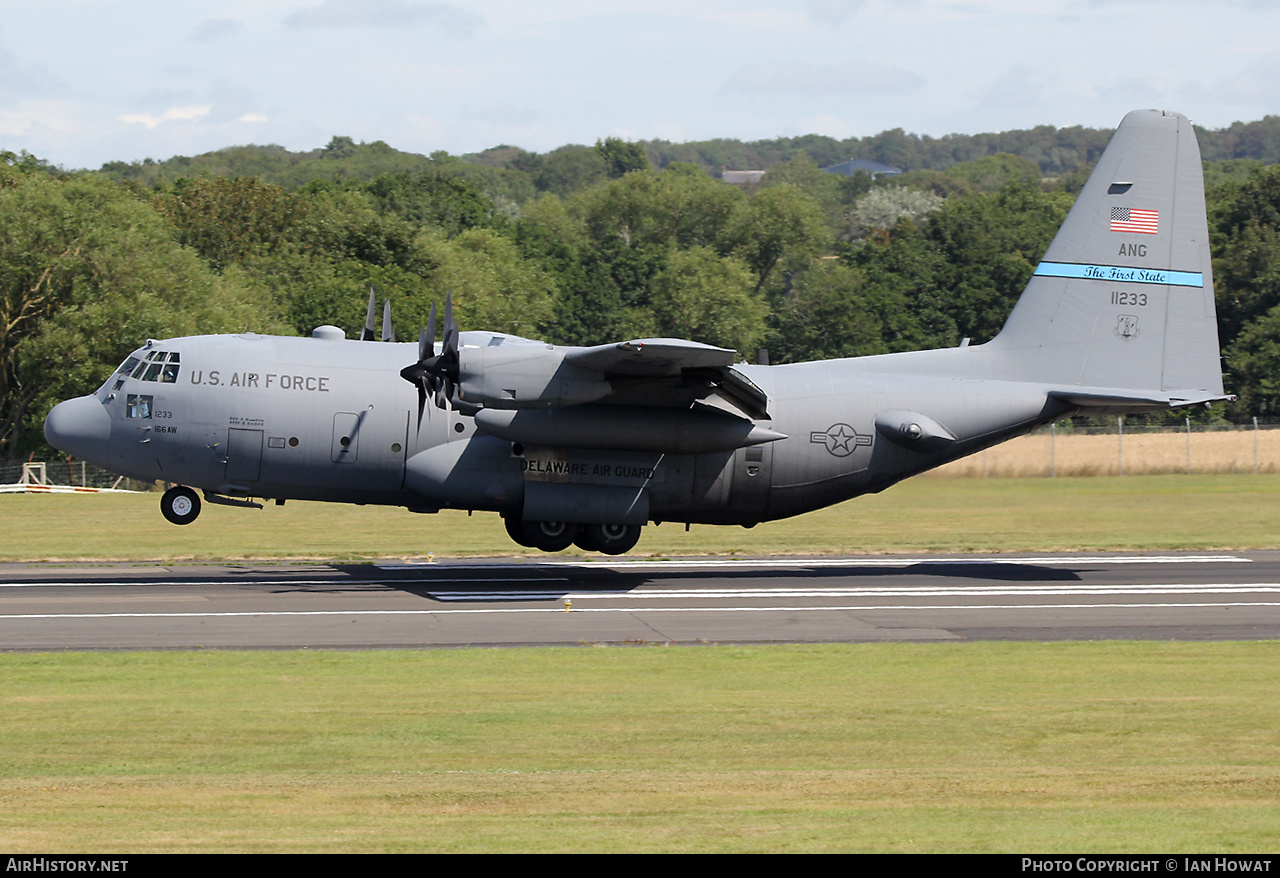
[
  {"left": 4, "top": 601, "right": 1280, "bottom": 620},
  {"left": 6, "top": 581, "right": 1280, "bottom": 620}
]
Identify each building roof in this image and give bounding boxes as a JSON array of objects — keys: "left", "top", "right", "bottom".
[
  {"left": 721, "top": 169, "right": 766, "bottom": 185},
  {"left": 822, "top": 159, "right": 902, "bottom": 177}
]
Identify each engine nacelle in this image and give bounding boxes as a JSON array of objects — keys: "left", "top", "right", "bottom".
[{"left": 474, "top": 405, "right": 786, "bottom": 454}]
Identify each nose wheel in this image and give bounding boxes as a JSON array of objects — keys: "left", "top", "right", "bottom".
[{"left": 160, "top": 486, "right": 202, "bottom": 525}]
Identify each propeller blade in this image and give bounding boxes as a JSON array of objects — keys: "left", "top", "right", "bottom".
[
  {"left": 415, "top": 382, "right": 428, "bottom": 430},
  {"left": 425, "top": 303, "right": 436, "bottom": 361},
  {"left": 361, "top": 287, "right": 377, "bottom": 341},
  {"left": 381, "top": 299, "right": 395, "bottom": 343},
  {"left": 443, "top": 293, "right": 456, "bottom": 356}
]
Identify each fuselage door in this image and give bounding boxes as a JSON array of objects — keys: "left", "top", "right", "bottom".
[
  {"left": 225, "top": 428, "right": 263, "bottom": 483},
  {"left": 730, "top": 441, "right": 773, "bottom": 520}
]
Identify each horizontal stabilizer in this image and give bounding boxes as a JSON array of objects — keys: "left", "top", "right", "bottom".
[{"left": 1048, "top": 388, "right": 1233, "bottom": 414}]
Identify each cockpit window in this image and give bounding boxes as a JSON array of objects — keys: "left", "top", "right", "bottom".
[{"left": 123, "top": 350, "right": 181, "bottom": 383}]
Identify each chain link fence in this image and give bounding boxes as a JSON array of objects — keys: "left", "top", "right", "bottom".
[{"left": 0, "top": 459, "right": 154, "bottom": 492}]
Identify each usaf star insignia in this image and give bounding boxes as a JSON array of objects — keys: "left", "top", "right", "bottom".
[{"left": 809, "top": 423, "right": 872, "bottom": 457}]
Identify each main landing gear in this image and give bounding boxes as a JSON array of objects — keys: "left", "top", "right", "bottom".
[
  {"left": 503, "top": 516, "right": 642, "bottom": 555},
  {"left": 160, "top": 485, "right": 202, "bottom": 525}
]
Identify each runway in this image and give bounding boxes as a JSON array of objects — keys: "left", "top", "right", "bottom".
[{"left": 4, "top": 552, "right": 1280, "bottom": 649}]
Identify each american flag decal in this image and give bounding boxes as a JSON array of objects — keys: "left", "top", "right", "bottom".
[{"left": 1111, "top": 206, "right": 1159, "bottom": 235}]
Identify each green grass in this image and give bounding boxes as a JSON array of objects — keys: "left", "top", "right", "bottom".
[
  {"left": 5, "top": 477, "right": 1280, "bottom": 851},
  {"left": 2, "top": 644, "right": 1278, "bottom": 852},
  {"left": 7, "top": 473, "right": 1280, "bottom": 561}
]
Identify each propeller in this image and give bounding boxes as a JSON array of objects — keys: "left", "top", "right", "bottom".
[
  {"left": 361, "top": 287, "right": 398, "bottom": 342},
  {"left": 400, "top": 294, "right": 460, "bottom": 427}
]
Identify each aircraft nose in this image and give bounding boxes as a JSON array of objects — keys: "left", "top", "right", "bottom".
[{"left": 44, "top": 395, "right": 113, "bottom": 462}]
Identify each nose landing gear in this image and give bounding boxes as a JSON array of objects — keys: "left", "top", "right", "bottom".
[{"left": 160, "top": 485, "right": 202, "bottom": 525}]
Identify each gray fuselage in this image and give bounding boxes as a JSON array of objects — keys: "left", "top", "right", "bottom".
[{"left": 54, "top": 331, "right": 1064, "bottom": 527}]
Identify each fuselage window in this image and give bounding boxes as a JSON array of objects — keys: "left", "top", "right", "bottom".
[{"left": 127, "top": 394, "right": 153, "bottom": 419}]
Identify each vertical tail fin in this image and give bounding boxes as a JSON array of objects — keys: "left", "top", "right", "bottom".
[{"left": 990, "top": 109, "right": 1225, "bottom": 404}]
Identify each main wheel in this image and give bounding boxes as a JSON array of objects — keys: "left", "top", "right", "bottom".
[
  {"left": 578, "top": 523, "right": 641, "bottom": 555},
  {"left": 160, "top": 486, "right": 201, "bottom": 525},
  {"left": 522, "top": 520, "right": 576, "bottom": 553},
  {"left": 573, "top": 527, "right": 605, "bottom": 552},
  {"left": 504, "top": 514, "right": 536, "bottom": 548}
]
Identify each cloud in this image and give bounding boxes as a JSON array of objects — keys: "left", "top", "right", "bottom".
[
  {"left": 1214, "top": 52, "right": 1280, "bottom": 105},
  {"left": 807, "top": 0, "right": 867, "bottom": 27},
  {"left": 0, "top": 31, "right": 61, "bottom": 104},
  {"left": 973, "top": 65, "right": 1048, "bottom": 112},
  {"left": 1092, "top": 78, "right": 1165, "bottom": 108},
  {"left": 720, "top": 60, "right": 923, "bottom": 98},
  {"left": 119, "top": 105, "right": 212, "bottom": 130},
  {"left": 283, "top": 1, "right": 482, "bottom": 36},
  {"left": 190, "top": 19, "right": 245, "bottom": 43}
]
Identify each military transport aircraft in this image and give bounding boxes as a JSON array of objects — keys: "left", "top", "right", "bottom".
[{"left": 44, "top": 110, "right": 1227, "bottom": 555}]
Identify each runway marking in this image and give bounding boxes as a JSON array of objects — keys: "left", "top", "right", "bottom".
[
  {"left": 6, "top": 582, "right": 1280, "bottom": 620},
  {"left": 3, "top": 601, "right": 1280, "bottom": 620}
]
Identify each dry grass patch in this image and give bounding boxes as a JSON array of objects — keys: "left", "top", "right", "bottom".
[{"left": 936, "top": 428, "right": 1280, "bottom": 478}]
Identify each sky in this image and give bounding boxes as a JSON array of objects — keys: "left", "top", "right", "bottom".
[{"left": 3, "top": 0, "right": 1279, "bottom": 170}]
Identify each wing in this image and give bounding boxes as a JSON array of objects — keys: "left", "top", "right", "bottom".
[
  {"left": 449, "top": 333, "right": 771, "bottom": 421},
  {"left": 564, "top": 338, "right": 735, "bottom": 375},
  {"left": 564, "top": 338, "right": 771, "bottom": 420}
]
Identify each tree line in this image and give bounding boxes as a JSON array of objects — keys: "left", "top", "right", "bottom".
[{"left": 5, "top": 115, "right": 1280, "bottom": 458}]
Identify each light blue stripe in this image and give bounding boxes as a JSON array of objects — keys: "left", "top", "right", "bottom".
[{"left": 1033, "top": 261, "right": 1203, "bottom": 287}]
